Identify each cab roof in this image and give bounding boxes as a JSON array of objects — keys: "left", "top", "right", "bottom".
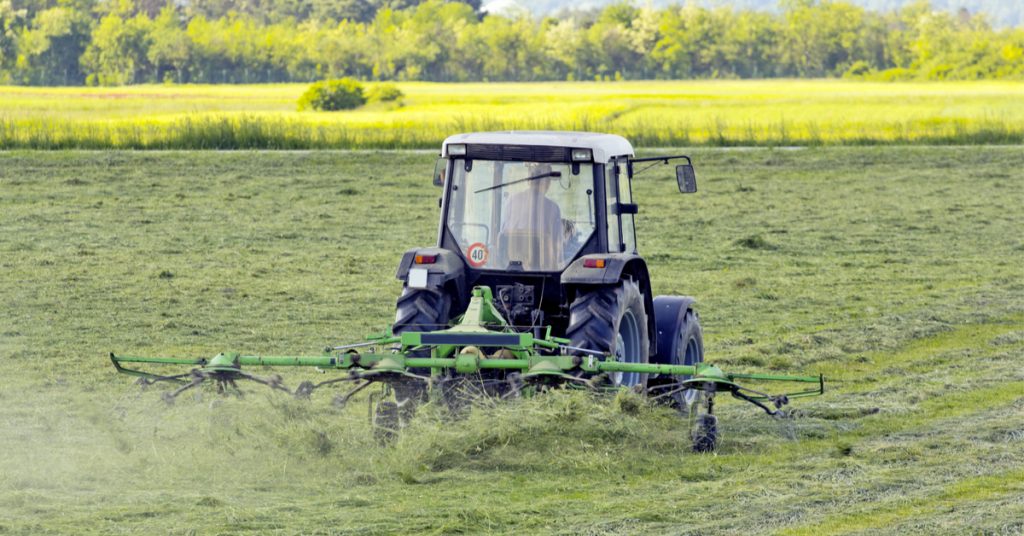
[{"left": 442, "top": 131, "right": 634, "bottom": 164}]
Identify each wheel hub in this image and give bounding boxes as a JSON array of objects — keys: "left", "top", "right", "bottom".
[{"left": 612, "top": 310, "right": 641, "bottom": 387}]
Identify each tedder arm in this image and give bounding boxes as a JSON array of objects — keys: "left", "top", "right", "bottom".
[{"left": 111, "top": 287, "right": 823, "bottom": 417}]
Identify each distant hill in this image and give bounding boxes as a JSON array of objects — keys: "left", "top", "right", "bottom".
[{"left": 484, "top": 0, "right": 1023, "bottom": 28}]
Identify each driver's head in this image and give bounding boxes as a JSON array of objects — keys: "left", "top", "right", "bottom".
[{"left": 527, "top": 163, "right": 553, "bottom": 193}]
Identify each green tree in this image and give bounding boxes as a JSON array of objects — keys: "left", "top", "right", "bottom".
[
  {"left": 473, "top": 13, "right": 546, "bottom": 80},
  {"left": 1, "top": 0, "right": 1022, "bottom": 86},
  {"left": 317, "top": 19, "right": 371, "bottom": 79},
  {"left": 310, "top": 0, "right": 375, "bottom": 23},
  {"left": 583, "top": 3, "right": 645, "bottom": 79},
  {"left": 0, "top": 1, "right": 28, "bottom": 82},
  {"left": 722, "top": 10, "right": 779, "bottom": 78},
  {"left": 81, "top": 11, "right": 153, "bottom": 85},
  {"left": 399, "top": 0, "right": 476, "bottom": 80},
  {"left": 778, "top": 0, "right": 870, "bottom": 76},
  {"left": 147, "top": 4, "right": 188, "bottom": 82},
  {"left": 14, "top": 4, "right": 92, "bottom": 84}
]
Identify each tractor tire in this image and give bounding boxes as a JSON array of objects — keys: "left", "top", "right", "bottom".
[
  {"left": 650, "top": 297, "right": 705, "bottom": 413},
  {"left": 392, "top": 286, "right": 453, "bottom": 413},
  {"left": 671, "top": 310, "right": 704, "bottom": 414},
  {"left": 393, "top": 286, "right": 452, "bottom": 338},
  {"left": 566, "top": 280, "right": 650, "bottom": 389}
]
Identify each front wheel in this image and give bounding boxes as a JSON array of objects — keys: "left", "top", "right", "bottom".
[
  {"left": 672, "top": 310, "right": 704, "bottom": 413},
  {"left": 566, "top": 280, "right": 650, "bottom": 390},
  {"left": 651, "top": 296, "right": 704, "bottom": 414}
]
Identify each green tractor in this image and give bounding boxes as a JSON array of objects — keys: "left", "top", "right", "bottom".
[{"left": 111, "top": 131, "right": 823, "bottom": 452}]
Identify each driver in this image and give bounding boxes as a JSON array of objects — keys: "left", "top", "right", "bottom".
[{"left": 500, "top": 163, "right": 563, "bottom": 268}]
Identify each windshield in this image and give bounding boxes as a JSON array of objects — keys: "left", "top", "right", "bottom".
[{"left": 446, "top": 160, "right": 596, "bottom": 271}]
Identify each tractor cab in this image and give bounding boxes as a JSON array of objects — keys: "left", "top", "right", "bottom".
[
  {"left": 444, "top": 154, "right": 596, "bottom": 272},
  {"left": 433, "top": 132, "right": 691, "bottom": 273}
]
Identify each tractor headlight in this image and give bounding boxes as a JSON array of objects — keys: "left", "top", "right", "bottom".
[
  {"left": 448, "top": 144, "right": 467, "bottom": 157},
  {"left": 571, "top": 149, "right": 592, "bottom": 162}
]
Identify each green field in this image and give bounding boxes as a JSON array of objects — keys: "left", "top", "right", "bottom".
[
  {"left": 2, "top": 80, "right": 1024, "bottom": 149},
  {"left": 1, "top": 148, "right": 1022, "bottom": 534}
]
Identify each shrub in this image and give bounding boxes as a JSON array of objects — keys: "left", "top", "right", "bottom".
[
  {"left": 366, "top": 83, "right": 404, "bottom": 103},
  {"left": 843, "top": 60, "right": 874, "bottom": 79},
  {"left": 297, "top": 78, "right": 366, "bottom": 111},
  {"left": 869, "top": 67, "right": 915, "bottom": 82},
  {"left": 926, "top": 63, "right": 954, "bottom": 80}
]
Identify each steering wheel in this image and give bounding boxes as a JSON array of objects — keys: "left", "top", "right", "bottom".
[{"left": 449, "top": 222, "right": 490, "bottom": 244}]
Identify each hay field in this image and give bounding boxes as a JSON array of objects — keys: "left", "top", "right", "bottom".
[
  {"left": 1, "top": 80, "right": 1023, "bottom": 148},
  {"left": 0, "top": 148, "right": 1021, "bottom": 534}
]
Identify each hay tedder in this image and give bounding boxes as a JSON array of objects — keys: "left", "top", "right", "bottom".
[{"left": 112, "top": 132, "right": 823, "bottom": 452}]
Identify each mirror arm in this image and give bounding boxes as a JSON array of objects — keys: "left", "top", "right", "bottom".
[
  {"left": 630, "top": 155, "right": 692, "bottom": 164},
  {"left": 628, "top": 155, "right": 692, "bottom": 177},
  {"left": 626, "top": 153, "right": 692, "bottom": 165}
]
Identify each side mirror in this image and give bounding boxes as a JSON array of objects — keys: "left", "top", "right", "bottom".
[
  {"left": 676, "top": 164, "right": 697, "bottom": 193},
  {"left": 433, "top": 157, "right": 448, "bottom": 187}
]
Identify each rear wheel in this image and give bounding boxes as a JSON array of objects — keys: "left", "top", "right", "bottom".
[
  {"left": 394, "top": 286, "right": 452, "bottom": 337},
  {"left": 392, "top": 286, "right": 453, "bottom": 415},
  {"left": 566, "top": 280, "right": 650, "bottom": 389}
]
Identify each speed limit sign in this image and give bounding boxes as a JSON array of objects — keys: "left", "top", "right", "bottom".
[{"left": 467, "top": 242, "right": 489, "bottom": 267}]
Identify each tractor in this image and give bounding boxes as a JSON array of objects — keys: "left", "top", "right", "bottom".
[
  {"left": 111, "top": 131, "right": 823, "bottom": 452},
  {"left": 393, "top": 131, "right": 703, "bottom": 406}
]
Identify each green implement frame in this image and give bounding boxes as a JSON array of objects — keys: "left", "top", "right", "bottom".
[{"left": 111, "top": 287, "right": 824, "bottom": 418}]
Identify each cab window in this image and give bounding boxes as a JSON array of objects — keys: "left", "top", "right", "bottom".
[{"left": 605, "top": 160, "right": 636, "bottom": 253}]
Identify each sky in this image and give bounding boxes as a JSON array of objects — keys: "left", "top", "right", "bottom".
[{"left": 481, "top": 0, "right": 1023, "bottom": 28}]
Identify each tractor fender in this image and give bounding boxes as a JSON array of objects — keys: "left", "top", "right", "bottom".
[
  {"left": 651, "top": 295, "right": 698, "bottom": 365},
  {"left": 562, "top": 254, "right": 657, "bottom": 357},
  {"left": 395, "top": 247, "right": 467, "bottom": 304},
  {"left": 562, "top": 254, "right": 644, "bottom": 285}
]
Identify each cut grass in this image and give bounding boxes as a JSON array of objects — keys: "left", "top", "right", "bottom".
[
  {"left": 1, "top": 80, "right": 1023, "bottom": 149},
  {"left": 0, "top": 147, "right": 1021, "bottom": 534}
]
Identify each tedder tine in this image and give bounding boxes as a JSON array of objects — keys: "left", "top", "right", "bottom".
[
  {"left": 162, "top": 372, "right": 206, "bottom": 404},
  {"left": 331, "top": 380, "right": 373, "bottom": 408},
  {"left": 135, "top": 372, "right": 193, "bottom": 389},
  {"left": 295, "top": 377, "right": 342, "bottom": 399},
  {"left": 235, "top": 371, "right": 292, "bottom": 395},
  {"left": 294, "top": 373, "right": 369, "bottom": 399},
  {"left": 648, "top": 382, "right": 694, "bottom": 404},
  {"left": 728, "top": 386, "right": 794, "bottom": 417},
  {"left": 501, "top": 373, "right": 524, "bottom": 400}
]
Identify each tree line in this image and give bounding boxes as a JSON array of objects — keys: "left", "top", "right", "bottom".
[{"left": 1, "top": 0, "right": 1022, "bottom": 86}]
